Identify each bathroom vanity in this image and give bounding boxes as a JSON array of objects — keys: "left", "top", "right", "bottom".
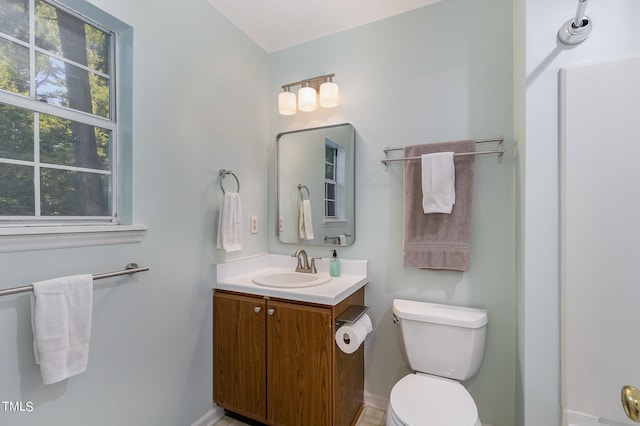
[{"left": 213, "top": 254, "right": 368, "bottom": 426}]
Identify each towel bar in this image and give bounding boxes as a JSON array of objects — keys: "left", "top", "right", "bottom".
[
  {"left": 0, "top": 263, "right": 150, "bottom": 297},
  {"left": 381, "top": 136, "right": 504, "bottom": 165},
  {"left": 324, "top": 234, "right": 352, "bottom": 243}
]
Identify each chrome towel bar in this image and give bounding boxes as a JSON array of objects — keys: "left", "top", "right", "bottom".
[
  {"left": 0, "top": 263, "right": 149, "bottom": 297},
  {"left": 381, "top": 136, "right": 504, "bottom": 165}
]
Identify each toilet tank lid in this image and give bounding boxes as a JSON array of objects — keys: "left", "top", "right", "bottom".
[{"left": 393, "top": 299, "right": 488, "bottom": 328}]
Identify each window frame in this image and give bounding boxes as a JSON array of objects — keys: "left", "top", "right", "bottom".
[
  {"left": 0, "top": 0, "right": 118, "bottom": 224},
  {"left": 0, "top": 0, "right": 143, "bottom": 251},
  {"left": 324, "top": 144, "right": 337, "bottom": 219}
]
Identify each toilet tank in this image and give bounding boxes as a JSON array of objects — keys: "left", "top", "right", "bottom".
[{"left": 392, "top": 299, "right": 488, "bottom": 381}]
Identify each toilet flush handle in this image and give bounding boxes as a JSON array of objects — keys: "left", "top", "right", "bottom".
[{"left": 392, "top": 313, "right": 399, "bottom": 324}]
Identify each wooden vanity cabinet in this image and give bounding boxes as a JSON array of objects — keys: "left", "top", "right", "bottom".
[
  {"left": 213, "top": 288, "right": 365, "bottom": 426},
  {"left": 213, "top": 291, "right": 268, "bottom": 422},
  {"left": 266, "top": 299, "right": 332, "bottom": 425}
]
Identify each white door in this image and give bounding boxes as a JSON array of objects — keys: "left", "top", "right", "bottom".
[{"left": 561, "top": 56, "right": 640, "bottom": 425}]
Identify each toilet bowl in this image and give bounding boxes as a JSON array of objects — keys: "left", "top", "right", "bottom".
[
  {"left": 386, "top": 374, "right": 481, "bottom": 426},
  {"left": 387, "top": 299, "right": 488, "bottom": 426}
]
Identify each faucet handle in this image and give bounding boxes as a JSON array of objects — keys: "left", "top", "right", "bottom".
[{"left": 310, "top": 257, "right": 321, "bottom": 274}]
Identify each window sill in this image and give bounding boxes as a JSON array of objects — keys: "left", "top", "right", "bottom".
[{"left": 0, "top": 224, "right": 147, "bottom": 253}]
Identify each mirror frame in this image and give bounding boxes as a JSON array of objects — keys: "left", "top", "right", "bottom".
[{"left": 276, "top": 123, "right": 355, "bottom": 246}]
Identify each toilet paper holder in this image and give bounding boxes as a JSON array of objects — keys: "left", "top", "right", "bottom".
[{"left": 335, "top": 305, "right": 369, "bottom": 330}]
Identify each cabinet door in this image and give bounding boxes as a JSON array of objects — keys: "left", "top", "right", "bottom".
[
  {"left": 266, "top": 300, "right": 332, "bottom": 426},
  {"left": 213, "top": 292, "right": 267, "bottom": 423}
]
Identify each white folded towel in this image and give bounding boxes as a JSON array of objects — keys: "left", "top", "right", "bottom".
[
  {"left": 217, "top": 192, "right": 243, "bottom": 252},
  {"left": 299, "top": 199, "right": 314, "bottom": 240},
  {"left": 421, "top": 152, "right": 455, "bottom": 214},
  {"left": 338, "top": 234, "right": 346, "bottom": 245},
  {"left": 31, "top": 274, "right": 93, "bottom": 385}
]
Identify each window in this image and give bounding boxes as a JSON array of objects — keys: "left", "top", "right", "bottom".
[
  {"left": 0, "top": 0, "right": 140, "bottom": 252},
  {"left": 0, "top": 0, "right": 124, "bottom": 225},
  {"left": 325, "top": 144, "right": 337, "bottom": 219}
]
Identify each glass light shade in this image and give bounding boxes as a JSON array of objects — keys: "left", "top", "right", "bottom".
[
  {"left": 278, "top": 91, "right": 297, "bottom": 115},
  {"left": 319, "top": 81, "right": 339, "bottom": 108},
  {"left": 298, "top": 86, "right": 317, "bottom": 112}
]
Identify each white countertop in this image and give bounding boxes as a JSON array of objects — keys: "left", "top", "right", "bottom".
[{"left": 214, "top": 253, "right": 368, "bottom": 305}]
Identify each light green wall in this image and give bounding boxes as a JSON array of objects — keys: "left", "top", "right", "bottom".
[
  {"left": 0, "top": 0, "right": 268, "bottom": 424},
  {"left": 519, "top": 1, "right": 640, "bottom": 425},
  {"left": 268, "top": 0, "right": 516, "bottom": 425}
]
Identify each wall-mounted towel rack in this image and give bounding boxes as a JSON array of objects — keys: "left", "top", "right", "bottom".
[
  {"left": 0, "top": 263, "right": 149, "bottom": 297},
  {"left": 324, "top": 234, "right": 351, "bottom": 243},
  {"left": 298, "top": 184, "right": 310, "bottom": 201},
  {"left": 381, "top": 137, "right": 504, "bottom": 166},
  {"left": 219, "top": 169, "right": 240, "bottom": 194}
]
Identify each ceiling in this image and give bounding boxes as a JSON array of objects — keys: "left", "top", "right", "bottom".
[{"left": 207, "top": 0, "right": 443, "bottom": 53}]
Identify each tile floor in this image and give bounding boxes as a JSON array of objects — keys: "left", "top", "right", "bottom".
[
  {"left": 214, "top": 406, "right": 386, "bottom": 426},
  {"left": 354, "top": 406, "right": 387, "bottom": 426}
]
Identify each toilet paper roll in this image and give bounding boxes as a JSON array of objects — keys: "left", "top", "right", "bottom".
[{"left": 335, "top": 313, "right": 373, "bottom": 354}]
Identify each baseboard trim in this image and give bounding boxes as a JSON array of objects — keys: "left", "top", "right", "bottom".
[
  {"left": 191, "top": 405, "right": 226, "bottom": 426},
  {"left": 562, "top": 409, "right": 603, "bottom": 426}
]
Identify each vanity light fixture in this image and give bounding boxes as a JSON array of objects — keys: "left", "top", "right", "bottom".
[
  {"left": 319, "top": 76, "right": 339, "bottom": 108},
  {"left": 298, "top": 82, "right": 317, "bottom": 112},
  {"left": 278, "top": 87, "right": 297, "bottom": 116},
  {"left": 278, "top": 73, "right": 339, "bottom": 115}
]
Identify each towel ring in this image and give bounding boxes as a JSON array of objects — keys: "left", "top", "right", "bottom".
[
  {"left": 298, "top": 184, "right": 310, "bottom": 201},
  {"left": 219, "top": 169, "right": 240, "bottom": 194}
]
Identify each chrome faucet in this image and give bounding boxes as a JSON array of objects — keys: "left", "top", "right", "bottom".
[{"left": 292, "top": 249, "right": 319, "bottom": 273}]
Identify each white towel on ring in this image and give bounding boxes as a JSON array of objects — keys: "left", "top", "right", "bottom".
[
  {"left": 31, "top": 274, "right": 93, "bottom": 385},
  {"left": 217, "top": 192, "right": 243, "bottom": 252},
  {"left": 421, "top": 151, "right": 455, "bottom": 214},
  {"left": 299, "top": 199, "right": 314, "bottom": 240}
]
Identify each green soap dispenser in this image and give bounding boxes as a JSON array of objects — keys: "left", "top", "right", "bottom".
[{"left": 329, "top": 250, "right": 341, "bottom": 277}]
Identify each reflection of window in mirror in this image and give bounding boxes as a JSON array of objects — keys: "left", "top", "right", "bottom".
[
  {"left": 325, "top": 144, "right": 337, "bottom": 218},
  {"left": 324, "top": 139, "right": 346, "bottom": 223}
]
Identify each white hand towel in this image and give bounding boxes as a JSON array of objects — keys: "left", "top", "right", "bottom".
[
  {"left": 217, "top": 192, "right": 243, "bottom": 252},
  {"left": 338, "top": 234, "right": 346, "bottom": 246},
  {"left": 30, "top": 274, "right": 93, "bottom": 385},
  {"left": 298, "top": 199, "right": 314, "bottom": 240},
  {"left": 421, "top": 152, "right": 455, "bottom": 214}
]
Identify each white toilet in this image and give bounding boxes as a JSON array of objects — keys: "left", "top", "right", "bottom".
[{"left": 387, "top": 299, "right": 488, "bottom": 426}]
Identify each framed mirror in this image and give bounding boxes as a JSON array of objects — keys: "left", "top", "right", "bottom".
[{"left": 276, "top": 123, "right": 355, "bottom": 246}]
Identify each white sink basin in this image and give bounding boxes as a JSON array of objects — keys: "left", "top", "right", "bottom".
[{"left": 252, "top": 271, "right": 332, "bottom": 288}]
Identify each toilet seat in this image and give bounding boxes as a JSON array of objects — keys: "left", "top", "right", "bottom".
[{"left": 387, "top": 373, "right": 480, "bottom": 426}]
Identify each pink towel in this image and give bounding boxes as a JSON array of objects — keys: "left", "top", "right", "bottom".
[{"left": 403, "top": 140, "right": 475, "bottom": 271}]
